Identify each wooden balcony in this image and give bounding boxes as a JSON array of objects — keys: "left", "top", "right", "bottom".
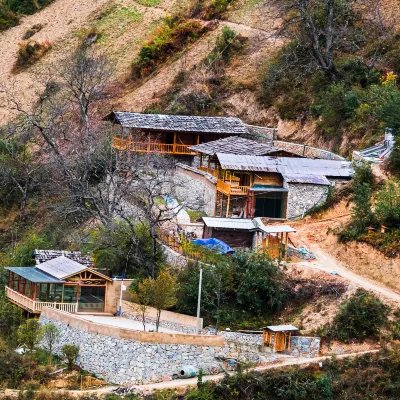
[
  {"left": 112, "top": 137, "right": 196, "bottom": 155},
  {"left": 6, "top": 286, "right": 78, "bottom": 314},
  {"left": 216, "top": 179, "right": 249, "bottom": 196},
  {"left": 199, "top": 166, "right": 218, "bottom": 177}
]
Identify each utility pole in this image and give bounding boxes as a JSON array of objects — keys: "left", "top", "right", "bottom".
[{"left": 196, "top": 267, "right": 203, "bottom": 334}]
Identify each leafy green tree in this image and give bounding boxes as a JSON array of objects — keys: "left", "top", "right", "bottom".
[
  {"left": 375, "top": 178, "right": 400, "bottom": 227},
  {"left": 233, "top": 251, "right": 286, "bottom": 318},
  {"left": 352, "top": 181, "right": 374, "bottom": 233},
  {"left": 332, "top": 289, "right": 389, "bottom": 342},
  {"left": 0, "top": 295, "right": 23, "bottom": 345},
  {"left": 61, "top": 344, "right": 79, "bottom": 370},
  {"left": 42, "top": 324, "right": 60, "bottom": 365},
  {"left": 17, "top": 319, "right": 43, "bottom": 354},
  {"left": 152, "top": 269, "right": 177, "bottom": 332},
  {"left": 130, "top": 278, "right": 153, "bottom": 331},
  {"left": 366, "top": 75, "right": 400, "bottom": 173}
]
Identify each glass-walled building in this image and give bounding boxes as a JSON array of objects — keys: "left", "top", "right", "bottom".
[{"left": 6, "top": 256, "right": 112, "bottom": 314}]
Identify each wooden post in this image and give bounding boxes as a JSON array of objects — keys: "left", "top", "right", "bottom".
[
  {"left": 173, "top": 133, "right": 177, "bottom": 154},
  {"left": 196, "top": 134, "right": 200, "bottom": 145},
  {"left": 200, "top": 154, "right": 203, "bottom": 168},
  {"left": 226, "top": 193, "right": 231, "bottom": 218},
  {"left": 147, "top": 135, "right": 151, "bottom": 152},
  {"left": 285, "top": 232, "right": 289, "bottom": 260}
]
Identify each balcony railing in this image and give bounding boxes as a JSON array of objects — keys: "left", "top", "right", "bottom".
[
  {"left": 199, "top": 166, "right": 218, "bottom": 177},
  {"left": 6, "top": 286, "right": 78, "bottom": 314},
  {"left": 112, "top": 138, "right": 196, "bottom": 155},
  {"left": 216, "top": 180, "right": 249, "bottom": 196}
]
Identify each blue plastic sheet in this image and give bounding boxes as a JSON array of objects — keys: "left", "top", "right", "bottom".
[{"left": 191, "top": 238, "right": 235, "bottom": 254}]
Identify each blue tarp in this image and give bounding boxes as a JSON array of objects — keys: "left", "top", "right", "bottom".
[{"left": 191, "top": 238, "right": 235, "bottom": 254}]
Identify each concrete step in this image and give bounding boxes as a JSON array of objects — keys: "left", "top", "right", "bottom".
[{"left": 77, "top": 312, "right": 114, "bottom": 316}]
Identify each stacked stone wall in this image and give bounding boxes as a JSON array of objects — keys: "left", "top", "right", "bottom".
[
  {"left": 274, "top": 141, "right": 346, "bottom": 161},
  {"left": 39, "top": 310, "right": 320, "bottom": 385},
  {"left": 175, "top": 164, "right": 216, "bottom": 216},
  {"left": 286, "top": 183, "right": 330, "bottom": 219}
]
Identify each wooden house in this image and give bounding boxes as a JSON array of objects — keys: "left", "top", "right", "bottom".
[
  {"left": 189, "top": 138, "right": 353, "bottom": 218},
  {"left": 5, "top": 256, "right": 117, "bottom": 315},
  {"left": 107, "top": 112, "right": 250, "bottom": 163}
]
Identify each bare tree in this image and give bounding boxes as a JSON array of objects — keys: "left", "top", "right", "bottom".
[
  {"left": 275, "top": 0, "right": 366, "bottom": 77},
  {"left": 0, "top": 49, "right": 142, "bottom": 226}
]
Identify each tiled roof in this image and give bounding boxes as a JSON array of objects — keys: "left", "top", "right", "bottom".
[
  {"left": 109, "top": 112, "right": 249, "bottom": 134},
  {"left": 190, "top": 136, "right": 279, "bottom": 156},
  {"left": 33, "top": 250, "right": 94, "bottom": 267}
]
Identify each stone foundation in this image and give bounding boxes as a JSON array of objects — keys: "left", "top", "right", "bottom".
[{"left": 286, "top": 183, "right": 330, "bottom": 219}]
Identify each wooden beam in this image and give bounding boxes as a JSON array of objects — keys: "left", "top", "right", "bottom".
[{"left": 226, "top": 193, "right": 231, "bottom": 218}]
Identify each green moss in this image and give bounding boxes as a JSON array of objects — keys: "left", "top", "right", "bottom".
[
  {"left": 136, "top": 0, "right": 161, "bottom": 6},
  {"left": 186, "top": 210, "right": 207, "bottom": 222}
]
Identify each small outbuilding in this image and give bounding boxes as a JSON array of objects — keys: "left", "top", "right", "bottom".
[
  {"left": 262, "top": 325, "right": 299, "bottom": 352},
  {"left": 202, "top": 217, "right": 255, "bottom": 248}
]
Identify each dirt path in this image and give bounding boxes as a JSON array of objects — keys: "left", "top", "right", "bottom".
[{"left": 293, "top": 249, "right": 400, "bottom": 303}]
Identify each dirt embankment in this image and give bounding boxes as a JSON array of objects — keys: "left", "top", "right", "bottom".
[{"left": 288, "top": 199, "right": 400, "bottom": 294}]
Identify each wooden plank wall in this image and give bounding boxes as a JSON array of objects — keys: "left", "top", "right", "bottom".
[{"left": 253, "top": 173, "right": 283, "bottom": 187}]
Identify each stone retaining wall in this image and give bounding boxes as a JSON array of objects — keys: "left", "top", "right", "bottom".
[
  {"left": 175, "top": 164, "right": 216, "bottom": 216},
  {"left": 286, "top": 183, "right": 330, "bottom": 219},
  {"left": 286, "top": 337, "right": 321, "bottom": 358},
  {"left": 39, "top": 309, "right": 266, "bottom": 385},
  {"left": 39, "top": 309, "right": 320, "bottom": 384},
  {"left": 274, "top": 140, "right": 346, "bottom": 161}
]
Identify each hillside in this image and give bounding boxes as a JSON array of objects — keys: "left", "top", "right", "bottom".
[{"left": 1, "top": 0, "right": 398, "bottom": 155}]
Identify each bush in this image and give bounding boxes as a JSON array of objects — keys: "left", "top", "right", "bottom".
[
  {"left": 13, "top": 40, "right": 52, "bottom": 73},
  {"left": 375, "top": 178, "right": 400, "bottom": 227},
  {"left": 331, "top": 289, "right": 389, "bottom": 342},
  {"left": 0, "top": 3, "right": 19, "bottom": 31},
  {"left": 175, "top": 251, "right": 286, "bottom": 329},
  {"left": 23, "top": 24, "right": 43, "bottom": 40},
  {"left": 61, "top": 344, "right": 79, "bottom": 370},
  {"left": 6, "top": 0, "right": 54, "bottom": 15},
  {"left": 131, "top": 18, "right": 205, "bottom": 79}
]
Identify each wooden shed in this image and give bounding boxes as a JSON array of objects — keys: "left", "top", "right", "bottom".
[
  {"left": 202, "top": 217, "right": 255, "bottom": 248},
  {"left": 262, "top": 325, "right": 299, "bottom": 352}
]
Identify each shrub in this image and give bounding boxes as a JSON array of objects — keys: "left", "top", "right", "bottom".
[
  {"left": 0, "top": 3, "right": 19, "bottom": 31},
  {"left": 375, "top": 178, "right": 400, "bottom": 226},
  {"left": 61, "top": 344, "right": 79, "bottom": 370},
  {"left": 22, "top": 24, "right": 43, "bottom": 40},
  {"left": 131, "top": 18, "right": 205, "bottom": 79},
  {"left": 331, "top": 289, "right": 389, "bottom": 342},
  {"left": 6, "top": 0, "right": 54, "bottom": 15},
  {"left": 13, "top": 40, "right": 52, "bottom": 73}
]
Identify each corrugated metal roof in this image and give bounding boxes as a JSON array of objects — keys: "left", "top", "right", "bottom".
[
  {"left": 109, "top": 112, "right": 249, "bottom": 134},
  {"left": 264, "top": 325, "right": 299, "bottom": 332},
  {"left": 202, "top": 217, "right": 255, "bottom": 230},
  {"left": 5, "top": 267, "right": 65, "bottom": 283},
  {"left": 282, "top": 174, "right": 331, "bottom": 185},
  {"left": 36, "top": 256, "right": 86, "bottom": 279},
  {"left": 258, "top": 225, "right": 297, "bottom": 234},
  {"left": 190, "top": 136, "right": 279, "bottom": 156},
  {"left": 217, "top": 154, "right": 353, "bottom": 177}
]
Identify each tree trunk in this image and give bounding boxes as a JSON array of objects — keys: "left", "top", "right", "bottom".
[{"left": 156, "top": 309, "right": 161, "bottom": 332}]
